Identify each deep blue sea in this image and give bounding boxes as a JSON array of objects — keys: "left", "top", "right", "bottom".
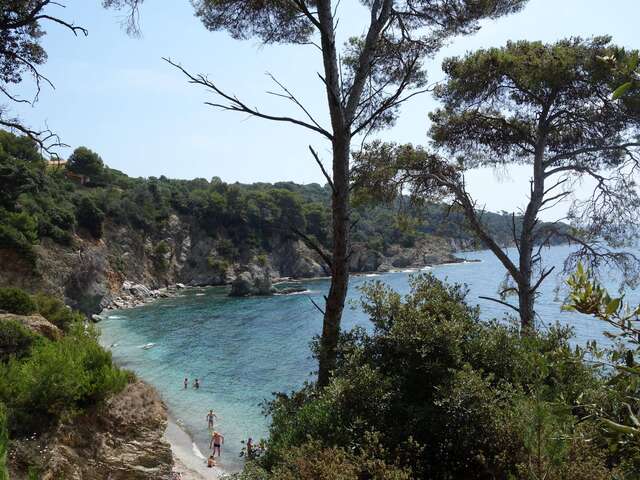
[{"left": 98, "top": 244, "right": 639, "bottom": 472}]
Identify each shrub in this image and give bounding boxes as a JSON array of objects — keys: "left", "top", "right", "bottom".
[
  {"left": 0, "top": 288, "right": 36, "bottom": 315},
  {"left": 0, "top": 325, "right": 129, "bottom": 434},
  {"left": 0, "top": 404, "right": 7, "bottom": 480},
  {"left": 153, "top": 241, "right": 170, "bottom": 271},
  {"left": 207, "top": 257, "right": 229, "bottom": 277},
  {"left": 32, "top": 293, "right": 83, "bottom": 332},
  {"left": 261, "top": 275, "right": 608, "bottom": 479},
  {"left": 0, "top": 320, "right": 38, "bottom": 361},
  {"left": 269, "top": 440, "right": 411, "bottom": 480},
  {"left": 76, "top": 196, "right": 105, "bottom": 239}
]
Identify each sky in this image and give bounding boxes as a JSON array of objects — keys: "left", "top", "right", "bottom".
[{"left": 10, "top": 0, "right": 640, "bottom": 220}]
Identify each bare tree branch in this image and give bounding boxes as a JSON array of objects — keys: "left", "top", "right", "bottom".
[{"left": 164, "top": 57, "right": 334, "bottom": 140}]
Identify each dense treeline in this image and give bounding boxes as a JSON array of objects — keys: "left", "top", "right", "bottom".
[{"left": 0, "top": 130, "right": 549, "bottom": 269}]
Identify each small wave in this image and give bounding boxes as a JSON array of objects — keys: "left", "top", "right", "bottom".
[
  {"left": 140, "top": 342, "right": 156, "bottom": 350},
  {"left": 108, "top": 315, "right": 124, "bottom": 319},
  {"left": 195, "top": 293, "right": 206, "bottom": 296},
  {"left": 274, "top": 289, "right": 312, "bottom": 296},
  {"left": 365, "top": 273, "right": 381, "bottom": 277},
  {"left": 192, "top": 442, "right": 207, "bottom": 460},
  {"left": 109, "top": 342, "right": 119, "bottom": 348},
  {"left": 420, "top": 266, "right": 432, "bottom": 271},
  {"left": 402, "top": 269, "right": 418, "bottom": 273}
]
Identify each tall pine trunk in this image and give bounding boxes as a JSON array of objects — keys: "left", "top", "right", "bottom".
[{"left": 318, "top": 135, "right": 351, "bottom": 387}]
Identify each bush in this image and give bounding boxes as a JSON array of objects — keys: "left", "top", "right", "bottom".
[
  {"left": 260, "top": 275, "right": 609, "bottom": 479},
  {"left": 270, "top": 440, "right": 411, "bottom": 480},
  {"left": 0, "top": 325, "right": 129, "bottom": 434},
  {"left": 153, "top": 240, "right": 170, "bottom": 271},
  {"left": 0, "top": 320, "right": 38, "bottom": 362},
  {"left": 0, "top": 288, "right": 37, "bottom": 315},
  {"left": 32, "top": 293, "right": 83, "bottom": 332},
  {"left": 0, "top": 404, "right": 7, "bottom": 480},
  {"left": 76, "top": 196, "right": 105, "bottom": 239}
]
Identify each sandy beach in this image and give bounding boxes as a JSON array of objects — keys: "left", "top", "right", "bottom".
[{"left": 165, "top": 417, "right": 225, "bottom": 480}]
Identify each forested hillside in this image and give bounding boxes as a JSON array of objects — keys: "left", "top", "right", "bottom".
[{"left": 0, "top": 129, "right": 549, "bottom": 268}]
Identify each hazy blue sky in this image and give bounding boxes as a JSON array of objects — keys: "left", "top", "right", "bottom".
[{"left": 11, "top": 0, "right": 640, "bottom": 219}]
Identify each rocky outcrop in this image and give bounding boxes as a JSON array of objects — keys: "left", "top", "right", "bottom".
[
  {"left": 0, "top": 213, "right": 463, "bottom": 311},
  {"left": 9, "top": 381, "right": 174, "bottom": 480},
  {"left": 0, "top": 313, "right": 62, "bottom": 340},
  {"left": 230, "top": 266, "right": 275, "bottom": 297}
]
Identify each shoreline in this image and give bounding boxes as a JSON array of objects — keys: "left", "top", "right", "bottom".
[
  {"left": 165, "top": 415, "right": 225, "bottom": 480},
  {"left": 98, "top": 254, "right": 475, "bottom": 316}
]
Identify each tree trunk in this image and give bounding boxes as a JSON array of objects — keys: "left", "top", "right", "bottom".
[
  {"left": 517, "top": 280, "right": 535, "bottom": 334},
  {"left": 517, "top": 123, "right": 548, "bottom": 335},
  {"left": 317, "top": 135, "right": 351, "bottom": 387}
]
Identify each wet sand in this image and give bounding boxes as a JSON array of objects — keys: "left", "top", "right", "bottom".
[{"left": 165, "top": 418, "right": 224, "bottom": 480}]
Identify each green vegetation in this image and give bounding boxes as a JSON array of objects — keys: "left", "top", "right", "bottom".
[
  {"left": 32, "top": 293, "right": 84, "bottom": 332},
  {"left": 0, "top": 322, "right": 128, "bottom": 434},
  {"left": 0, "top": 287, "right": 128, "bottom": 463},
  {"left": 0, "top": 287, "right": 82, "bottom": 333},
  {"left": 0, "top": 288, "right": 36, "bottom": 316},
  {"left": 0, "top": 404, "right": 7, "bottom": 480},
  {"left": 66, "top": 147, "right": 105, "bottom": 179},
  {"left": 564, "top": 264, "right": 640, "bottom": 471},
  {"left": 235, "top": 274, "right": 636, "bottom": 479},
  {"left": 0, "top": 129, "right": 551, "bottom": 274},
  {"left": 0, "top": 320, "right": 38, "bottom": 362}
]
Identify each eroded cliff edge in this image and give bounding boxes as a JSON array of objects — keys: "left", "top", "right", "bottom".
[{"left": 0, "top": 214, "right": 464, "bottom": 314}]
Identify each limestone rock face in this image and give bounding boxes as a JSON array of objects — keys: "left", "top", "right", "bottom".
[
  {"left": 0, "top": 212, "right": 462, "bottom": 312},
  {"left": 39, "top": 381, "right": 174, "bottom": 480}
]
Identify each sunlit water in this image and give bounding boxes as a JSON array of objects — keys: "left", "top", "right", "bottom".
[{"left": 98, "top": 244, "right": 640, "bottom": 472}]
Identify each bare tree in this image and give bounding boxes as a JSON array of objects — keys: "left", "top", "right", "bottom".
[
  {"left": 0, "top": 1, "right": 88, "bottom": 156},
  {"left": 354, "top": 37, "right": 640, "bottom": 334}
]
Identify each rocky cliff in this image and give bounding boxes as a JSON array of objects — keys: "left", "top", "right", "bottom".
[
  {"left": 8, "top": 380, "right": 174, "bottom": 480},
  {"left": 0, "top": 213, "right": 462, "bottom": 314}
]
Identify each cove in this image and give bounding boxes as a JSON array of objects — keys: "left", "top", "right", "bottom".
[{"left": 98, "top": 244, "right": 638, "bottom": 472}]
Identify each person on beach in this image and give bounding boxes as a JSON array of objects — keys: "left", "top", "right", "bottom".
[
  {"left": 183, "top": 378, "right": 188, "bottom": 389},
  {"left": 246, "top": 437, "right": 254, "bottom": 459},
  {"left": 210, "top": 431, "right": 224, "bottom": 457},
  {"left": 207, "top": 455, "right": 216, "bottom": 468},
  {"left": 194, "top": 378, "right": 200, "bottom": 389},
  {"left": 206, "top": 410, "right": 217, "bottom": 429}
]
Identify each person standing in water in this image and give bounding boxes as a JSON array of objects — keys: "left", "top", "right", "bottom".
[
  {"left": 183, "top": 378, "right": 188, "bottom": 389},
  {"left": 210, "top": 431, "right": 224, "bottom": 458},
  {"left": 206, "top": 410, "right": 217, "bottom": 429},
  {"left": 194, "top": 378, "right": 200, "bottom": 389}
]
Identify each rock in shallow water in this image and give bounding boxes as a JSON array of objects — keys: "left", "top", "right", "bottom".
[{"left": 230, "top": 269, "right": 275, "bottom": 297}]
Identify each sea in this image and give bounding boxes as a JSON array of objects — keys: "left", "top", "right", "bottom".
[{"left": 98, "top": 244, "right": 640, "bottom": 472}]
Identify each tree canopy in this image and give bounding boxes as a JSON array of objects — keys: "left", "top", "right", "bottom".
[
  {"left": 0, "top": 1, "right": 87, "bottom": 154},
  {"left": 66, "top": 147, "right": 105, "bottom": 178},
  {"left": 354, "top": 37, "right": 640, "bottom": 332}
]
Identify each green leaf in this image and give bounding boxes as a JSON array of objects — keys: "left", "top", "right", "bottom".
[
  {"left": 612, "top": 82, "right": 633, "bottom": 100},
  {"left": 601, "top": 417, "right": 640, "bottom": 436},
  {"left": 606, "top": 297, "right": 622, "bottom": 316}
]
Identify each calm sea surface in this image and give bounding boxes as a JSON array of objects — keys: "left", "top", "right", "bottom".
[{"left": 98, "top": 244, "right": 639, "bottom": 471}]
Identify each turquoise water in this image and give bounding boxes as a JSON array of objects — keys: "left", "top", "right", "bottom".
[{"left": 98, "top": 244, "right": 639, "bottom": 472}]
